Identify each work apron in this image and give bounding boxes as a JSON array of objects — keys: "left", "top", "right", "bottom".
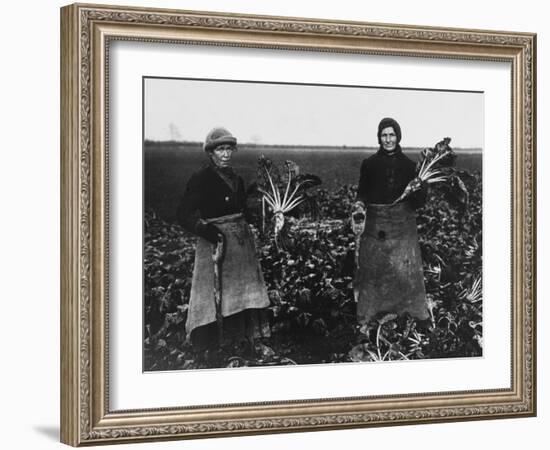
[
  {"left": 186, "top": 213, "right": 270, "bottom": 338},
  {"left": 355, "top": 202, "right": 429, "bottom": 323}
]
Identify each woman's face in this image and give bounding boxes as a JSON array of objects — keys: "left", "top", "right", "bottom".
[
  {"left": 210, "top": 144, "right": 235, "bottom": 168},
  {"left": 380, "top": 126, "right": 398, "bottom": 153}
]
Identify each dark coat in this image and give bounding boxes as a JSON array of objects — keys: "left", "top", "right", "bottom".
[
  {"left": 356, "top": 147, "right": 426, "bottom": 208},
  {"left": 177, "top": 164, "right": 247, "bottom": 242}
]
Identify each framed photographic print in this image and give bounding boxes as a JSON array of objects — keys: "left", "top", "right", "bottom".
[{"left": 60, "top": 3, "right": 536, "bottom": 446}]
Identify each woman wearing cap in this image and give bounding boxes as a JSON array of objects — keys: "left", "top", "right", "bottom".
[
  {"left": 177, "top": 127, "right": 270, "bottom": 356},
  {"left": 352, "top": 117, "right": 429, "bottom": 324}
]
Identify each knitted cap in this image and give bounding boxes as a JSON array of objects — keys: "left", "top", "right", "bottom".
[
  {"left": 204, "top": 127, "right": 237, "bottom": 152},
  {"left": 377, "top": 117, "right": 402, "bottom": 145}
]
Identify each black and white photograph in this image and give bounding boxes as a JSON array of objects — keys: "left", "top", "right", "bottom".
[
  {"left": 143, "top": 77, "right": 483, "bottom": 371},
  {"left": 2, "top": 0, "right": 545, "bottom": 446}
]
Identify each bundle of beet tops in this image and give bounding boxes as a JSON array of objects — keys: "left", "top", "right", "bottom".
[{"left": 393, "top": 137, "right": 470, "bottom": 208}]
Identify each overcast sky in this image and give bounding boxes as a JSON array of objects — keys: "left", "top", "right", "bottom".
[{"left": 144, "top": 77, "right": 483, "bottom": 148}]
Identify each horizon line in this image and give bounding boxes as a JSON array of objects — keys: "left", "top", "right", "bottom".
[{"left": 144, "top": 139, "right": 482, "bottom": 151}]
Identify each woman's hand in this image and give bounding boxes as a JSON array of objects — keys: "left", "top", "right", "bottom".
[
  {"left": 196, "top": 220, "right": 222, "bottom": 244},
  {"left": 408, "top": 177, "right": 422, "bottom": 192},
  {"left": 351, "top": 201, "right": 366, "bottom": 235}
]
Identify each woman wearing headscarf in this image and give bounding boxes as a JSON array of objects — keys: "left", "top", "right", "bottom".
[
  {"left": 177, "top": 127, "right": 270, "bottom": 355},
  {"left": 352, "top": 117, "right": 430, "bottom": 323}
]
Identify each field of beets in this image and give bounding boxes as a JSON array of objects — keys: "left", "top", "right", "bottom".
[{"left": 144, "top": 173, "right": 482, "bottom": 371}]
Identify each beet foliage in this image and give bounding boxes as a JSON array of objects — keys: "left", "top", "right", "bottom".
[{"left": 144, "top": 172, "right": 482, "bottom": 370}]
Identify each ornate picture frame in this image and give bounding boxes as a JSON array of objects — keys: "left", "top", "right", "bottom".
[{"left": 60, "top": 3, "right": 536, "bottom": 446}]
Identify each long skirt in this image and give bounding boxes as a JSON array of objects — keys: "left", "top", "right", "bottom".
[
  {"left": 186, "top": 213, "right": 271, "bottom": 347},
  {"left": 189, "top": 309, "right": 271, "bottom": 352},
  {"left": 355, "top": 202, "right": 429, "bottom": 323}
]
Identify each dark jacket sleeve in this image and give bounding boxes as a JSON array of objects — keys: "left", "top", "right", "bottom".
[
  {"left": 241, "top": 178, "right": 256, "bottom": 224},
  {"left": 356, "top": 159, "right": 369, "bottom": 204},
  {"left": 176, "top": 173, "right": 220, "bottom": 244}
]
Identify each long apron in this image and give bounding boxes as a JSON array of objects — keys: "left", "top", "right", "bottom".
[
  {"left": 186, "top": 213, "right": 270, "bottom": 339},
  {"left": 355, "top": 202, "right": 428, "bottom": 323}
]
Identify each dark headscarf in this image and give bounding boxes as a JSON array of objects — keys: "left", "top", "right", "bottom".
[{"left": 377, "top": 117, "right": 402, "bottom": 146}]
